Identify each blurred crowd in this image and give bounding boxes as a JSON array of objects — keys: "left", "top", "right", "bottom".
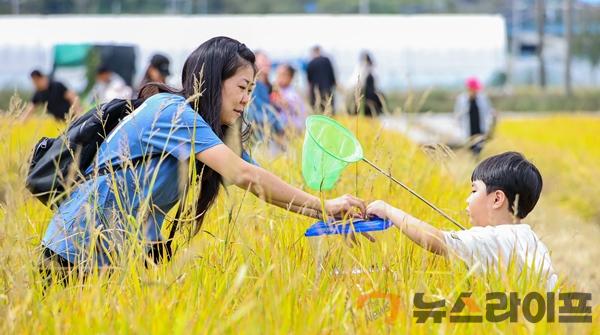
[{"left": 22, "top": 45, "right": 494, "bottom": 155}]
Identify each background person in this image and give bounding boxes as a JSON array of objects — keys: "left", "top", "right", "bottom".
[
  {"left": 306, "top": 46, "right": 336, "bottom": 113},
  {"left": 246, "top": 51, "right": 286, "bottom": 148},
  {"left": 21, "top": 70, "right": 79, "bottom": 121},
  {"left": 454, "top": 77, "right": 496, "bottom": 156},
  {"left": 88, "top": 65, "right": 133, "bottom": 104},
  {"left": 138, "top": 53, "right": 171, "bottom": 92},
  {"left": 360, "top": 52, "right": 383, "bottom": 117},
  {"left": 271, "top": 63, "right": 307, "bottom": 134},
  {"left": 347, "top": 51, "right": 383, "bottom": 117}
]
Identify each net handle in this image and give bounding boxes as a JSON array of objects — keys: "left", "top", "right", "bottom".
[{"left": 361, "top": 157, "right": 466, "bottom": 230}]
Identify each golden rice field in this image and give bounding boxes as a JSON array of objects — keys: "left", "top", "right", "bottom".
[{"left": 1, "top": 99, "right": 599, "bottom": 333}]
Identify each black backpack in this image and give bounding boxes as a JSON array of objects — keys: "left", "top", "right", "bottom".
[
  {"left": 26, "top": 98, "right": 142, "bottom": 205},
  {"left": 26, "top": 98, "right": 179, "bottom": 263}
]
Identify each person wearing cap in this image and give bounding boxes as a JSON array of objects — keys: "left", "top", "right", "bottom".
[
  {"left": 139, "top": 54, "right": 171, "bottom": 90},
  {"left": 453, "top": 77, "right": 496, "bottom": 156}
]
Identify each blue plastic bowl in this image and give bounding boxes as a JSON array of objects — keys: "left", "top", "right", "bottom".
[{"left": 304, "top": 217, "right": 392, "bottom": 237}]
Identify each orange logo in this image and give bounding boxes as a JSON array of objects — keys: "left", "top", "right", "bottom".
[{"left": 357, "top": 292, "right": 401, "bottom": 324}]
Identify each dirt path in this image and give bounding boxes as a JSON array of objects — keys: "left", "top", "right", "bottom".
[{"left": 533, "top": 202, "right": 600, "bottom": 297}]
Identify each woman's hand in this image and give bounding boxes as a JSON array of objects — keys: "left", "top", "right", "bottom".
[
  {"left": 324, "top": 194, "right": 377, "bottom": 245},
  {"left": 324, "top": 194, "right": 366, "bottom": 219}
]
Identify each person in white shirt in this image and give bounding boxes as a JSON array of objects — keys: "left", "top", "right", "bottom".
[
  {"left": 89, "top": 65, "right": 133, "bottom": 104},
  {"left": 366, "top": 151, "right": 557, "bottom": 290}
]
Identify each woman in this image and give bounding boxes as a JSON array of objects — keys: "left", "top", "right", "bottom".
[
  {"left": 346, "top": 52, "right": 383, "bottom": 117},
  {"left": 40, "top": 37, "right": 365, "bottom": 283},
  {"left": 138, "top": 53, "right": 171, "bottom": 91},
  {"left": 361, "top": 52, "right": 383, "bottom": 117}
]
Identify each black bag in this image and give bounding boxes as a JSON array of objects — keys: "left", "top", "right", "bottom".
[{"left": 26, "top": 98, "right": 143, "bottom": 206}]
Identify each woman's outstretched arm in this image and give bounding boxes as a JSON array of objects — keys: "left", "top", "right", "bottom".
[{"left": 196, "top": 144, "right": 365, "bottom": 218}]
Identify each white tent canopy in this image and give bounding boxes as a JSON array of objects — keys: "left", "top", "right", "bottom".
[{"left": 0, "top": 14, "right": 507, "bottom": 91}]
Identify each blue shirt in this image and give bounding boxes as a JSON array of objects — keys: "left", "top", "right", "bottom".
[
  {"left": 42, "top": 93, "right": 255, "bottom": 266},
  {"left": 246, "top": 81, "right": 284, "bottom": 139}
]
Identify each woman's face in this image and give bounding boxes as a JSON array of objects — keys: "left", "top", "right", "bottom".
[
  {"left": 148, "top": 67, "right": 166, "bottom": 83},
  {"left": 220, "top": 65, "right": 254, "bottom": 126}
]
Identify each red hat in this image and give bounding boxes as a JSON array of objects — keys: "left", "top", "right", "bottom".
[{"left": 466, "top": 77, "right": 482, "bottom": 91}]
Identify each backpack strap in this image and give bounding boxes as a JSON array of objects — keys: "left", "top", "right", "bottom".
[
  {"left": 163, "top": 205, "right": 181, "bottom": 260},
  {"left": 144, "top": 197, "right": 184, "bottom": 265},
  {"left": 146, "top": 174, "right": 188, "bottom": 265},
  {"left": 163, "top": 175, "right": 190, "bottom": 262}
]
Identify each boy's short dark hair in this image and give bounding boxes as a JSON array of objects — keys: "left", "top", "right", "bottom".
[
  {"left": 471, "top": 151, "right": 543, "bottom": 219},
  {"left": 96, "top": 64, "right": 111, "bottom": 74},
  {"left": 30, "top": 70, "right": 44, "bottom": 78}
]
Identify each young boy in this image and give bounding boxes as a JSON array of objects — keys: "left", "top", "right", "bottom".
[{"left": 366, "top": 151, "right": 557, "bottom": 290}]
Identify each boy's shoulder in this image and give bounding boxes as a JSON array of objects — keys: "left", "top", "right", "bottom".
[
  {"left": 444, "top": 223, "right": 548, "bottom": 261},
  {"left": 486, "top": 223, "right": 537, "bottom": 239},
  {"left": 447, "top": 223, "right": 535, "bottom": 242},
  {"left": 467, "top": 223, "right": 532, "bottom": 232}
]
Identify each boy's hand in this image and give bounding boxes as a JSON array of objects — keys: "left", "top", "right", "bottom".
[{"left": 366, "top": 200, "right": 393, "bottom": 220}]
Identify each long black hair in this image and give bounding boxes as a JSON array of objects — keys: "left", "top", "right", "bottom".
[{"left": 138, "top": 36, "right": 256, "bottom": 235}]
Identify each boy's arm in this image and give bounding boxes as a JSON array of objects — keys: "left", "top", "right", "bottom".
[
  {"left": 388, "top": 208, "right": 448, "bottom": 256},
  {"left": 367, "top": 200, "right": 448, "bottom": 256}
]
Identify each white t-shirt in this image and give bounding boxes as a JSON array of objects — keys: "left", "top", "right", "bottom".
[
  {"left": 443, "top": 224, "right": 557, "bottom": 290},
  {"left": 89, "top": 74, "right": 133, "bottom": 104}
]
